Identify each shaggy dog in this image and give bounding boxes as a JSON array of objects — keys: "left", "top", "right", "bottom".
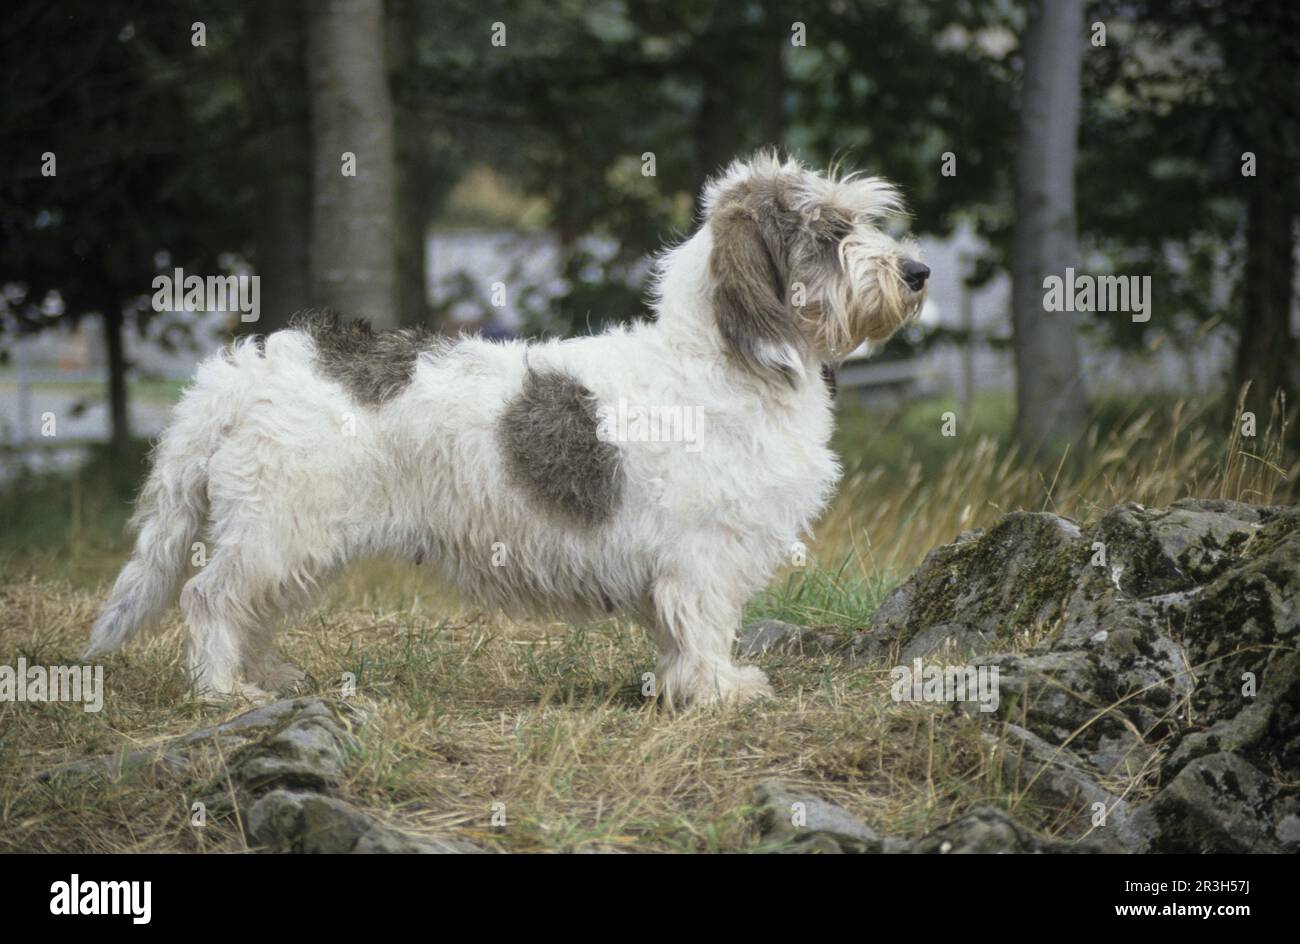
[{"left": 85, "top": 152, "right": 928, "bottom": 707}]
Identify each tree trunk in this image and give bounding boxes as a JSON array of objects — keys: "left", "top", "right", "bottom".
[
  {"left": 1010, "top": 0, "right": 1087, "bottom": 457},
  {"left": 692, "top": 65, "right": 741, "bottom": 214},
  {"left": 101, "top": 306, "right": 130, "bottom": 461},
  {"left": 690, "top": 6, "right": 745, "bottom": 215},
  {"left": 389, "top": 0, "right": 431, "bottom": 328},
  {"left": 759, "top": 0, "right": 785, "bottom": 146},
  {"left": 1231, "top": 147, "right": 1296, "bottom": 441},
  {"left": 307, "top": 0, "right": 398, "bottom": 327},
  {"left": 246, "top": 0, "right": 311, "bottom": 333}
]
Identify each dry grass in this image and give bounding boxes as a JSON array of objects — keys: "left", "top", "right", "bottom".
[
  {"left": 817, "top": 387, "right": 1295, "bottom": 583},
  {"left": 0, "top": 577, "right": 1003, "bottom": 853},
  {"left": 0, "top": 389, "right": 1293, "bottom": 852}
]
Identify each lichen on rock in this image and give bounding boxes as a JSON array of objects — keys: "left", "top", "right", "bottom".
[{"left": 767, "top": 498, "right": 1300, "bottom": 853}]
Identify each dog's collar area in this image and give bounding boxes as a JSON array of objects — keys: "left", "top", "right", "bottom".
[{"left": 821, "top": 364, "right": 837, "bottom": 400}]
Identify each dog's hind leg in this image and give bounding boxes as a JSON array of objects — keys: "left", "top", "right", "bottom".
[
  {"left": 179, "top": 551, "right": 261, "bottom": 700},
  {"left": 242, "top": 634, "right": 308, "bottom": 692},
  {"left": 179, "top": 532, "right": 330, "bottom": 699},
  {"left": 232, "top": 532, "right": 326, "bottom": 692},
  {"left": 651, "top": 574, "right": 772, "bottom": 709}
]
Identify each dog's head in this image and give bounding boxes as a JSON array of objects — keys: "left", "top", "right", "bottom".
[{"left": 701, "top": 151, "right": 926, "bottom": 381}]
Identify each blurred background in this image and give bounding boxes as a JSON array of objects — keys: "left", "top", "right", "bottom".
[{"left": 1, "top": 0, "right": 1296, "bottom": 610}]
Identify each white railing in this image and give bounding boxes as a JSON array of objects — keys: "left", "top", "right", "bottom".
[{"left": 0, "top": 363, "right": 189, "bottom": 450}]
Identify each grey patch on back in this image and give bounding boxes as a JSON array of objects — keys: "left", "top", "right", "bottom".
[
  {"left": 498, "top": 369, "right": 622, "bottom": 527},
  {"left": 292, "top": 310, "right": 443, "bottom": 406}
]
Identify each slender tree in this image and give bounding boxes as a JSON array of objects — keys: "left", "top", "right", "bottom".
[
  {"left": 1218, "top": 2, "right": 1299, "bottom": 435},
  {"left": 389, "top": 0, "right": 434, "bottom": 327},
  {"left": 307, "top": 0, "right": 398, "bottom": 326},
  {"left": 1010, "top": 0, "right": 1087, "bottom": 456},
  {"left": 244, "top": 0, "right": 311, "bottom": 333}
]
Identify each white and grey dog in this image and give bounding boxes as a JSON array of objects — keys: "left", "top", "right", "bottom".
[{"left": 85, "top": 152, "right": 928, "bottom": 707}]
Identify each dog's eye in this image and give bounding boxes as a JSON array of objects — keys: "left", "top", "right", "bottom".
[{"left": 821, "top": 218, "right": 852, "bottom": 242}]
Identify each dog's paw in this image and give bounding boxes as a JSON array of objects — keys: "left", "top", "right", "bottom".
[
  {"left": 724, "top": 665, "right": 774, "bottom": 704},
  {"left": 677, "top": 664, "right": 773, "bottom": 709}
]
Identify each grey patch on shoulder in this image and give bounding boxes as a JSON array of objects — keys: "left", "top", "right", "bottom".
[
  {"left": 498, "top": 368, "right": 622, "bottom": 527},
  {"left": 292, "top": 310, "right": 444, "bottom": 406}
]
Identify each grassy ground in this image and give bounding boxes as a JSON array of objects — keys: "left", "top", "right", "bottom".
[
  {"left": 0, "top": 578, "right": 1004, "bottom": 853},
  {"left": 0, "top": 389, "right": 1293, "bottom": 852}
]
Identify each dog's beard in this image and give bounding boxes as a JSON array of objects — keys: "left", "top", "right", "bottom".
[{"left": 806, "top": 244, "right": 925, "bottom": 359}]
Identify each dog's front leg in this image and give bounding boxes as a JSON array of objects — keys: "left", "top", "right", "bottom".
[{"left": 651, "top": 575, "right": 772, "bottom": 709}]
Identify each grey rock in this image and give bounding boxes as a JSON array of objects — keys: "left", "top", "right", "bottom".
[
  {"left": 842, "top": 499, "right": 1300, "bottom": 855},
  {"left": 35, "top": 696, "right": 482, "bottom": 854},
  {"left": 751, "top": 780, "right": 1098, "bottom": 854},
  {"left": 1089, "top": 731, "right": 1155, "bottom": 780},
  {"left": 178, "top": 698, "right": 308, "bottom": 744},
  {"left": 1275, "top": 814, "right": 1300, "bottom": 848},
  {"left": 989, "top": 725, "right": 1135, "bottom": 848},
  {"left": 218, "top": 699, "right": 482, "bottom": 853},
  {"left": 859, "top": 512, "right": 1086, "bottom": 660},
  {"left": 1122, "top": 752, "right": 1280, "bottom": 854},
  {"left": 776, "top": 832, "right": 852, "bottom": 854},
  {"left": 247, "top": 790, "right": 480, "bottom": 854},
  {"left": 33, "top": 697, "right": 358, "bottom": 788},
  {"left": 753, "top": 781, "right": 882, "bottom": 853},
  {"left": 906, "top": 807, "right": 1102, "bottom": 854},
  {"left": 1165, "top": 652, "right": 1300, "bottom": 775},
  {"left": 1082, "top": 500, "right": 1264, "bottom": 600},
  {"left": 36, "top": 749, "right": 191, "bottom": 785},
  {"left": 227, "top": 705, "right": 355, "bottom": 792},
  {"left": 898, "top": 622, "right": 996, "bottom": 662},
  {"left": 737, "top": 620, "right": 842, "bottom": 658}
]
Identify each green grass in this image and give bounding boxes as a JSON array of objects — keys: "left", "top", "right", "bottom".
[
  {"left": 833, "top": 390, "right": 1016, "bottom": 478},
  {"left": 744, "top": 553, "right": 895, "bottom": 629},
  {"left": 0, "top": 442, "right": 148, "bottom": 586}
]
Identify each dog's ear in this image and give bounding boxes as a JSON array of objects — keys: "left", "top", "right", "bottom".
[{"left": 709, "top": 201, "right": 807, "bottom": 383}]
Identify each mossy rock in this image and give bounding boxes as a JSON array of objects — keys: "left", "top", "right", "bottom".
[
  {"left": 847, "top": 499, "right": 1300, "bottom": 852},
  {"left": 861, "top": 512, "right": 1086, "bottom": 659}
]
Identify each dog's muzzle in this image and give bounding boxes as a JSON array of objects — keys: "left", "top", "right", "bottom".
[{"left": 901, "top": 258, "right": 930, "bottom": 292}]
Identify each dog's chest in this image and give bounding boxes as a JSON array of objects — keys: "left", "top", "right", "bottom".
[{"left": 643, "top": 389, "right": 838, "bottom": 521}]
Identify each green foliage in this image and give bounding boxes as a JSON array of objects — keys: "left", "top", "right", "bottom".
[
  {"left": 3, "top": 0, "right": 1290, "bottom": 353},
  {"left": 420, "top": 0, "right": 1023, "bottom": 334},
  {"left": 0, "top": 2, "right": 251, "bottom": 334},
  {"left": 1077, "top": 0, "right": 1300, "bottom": 350}
]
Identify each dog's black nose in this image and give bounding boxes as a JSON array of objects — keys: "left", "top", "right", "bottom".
[{"left": 901, "top": 259, "right": 930, "bottom": 291}]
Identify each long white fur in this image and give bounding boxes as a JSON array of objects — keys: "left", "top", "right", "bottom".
[{"left": 85, "top": 154, "right": 923, "bottom": 708}]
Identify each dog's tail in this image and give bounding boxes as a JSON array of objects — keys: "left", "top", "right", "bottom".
[{"left": 83, "top": 342, "right": 254, "bottom": 658}]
